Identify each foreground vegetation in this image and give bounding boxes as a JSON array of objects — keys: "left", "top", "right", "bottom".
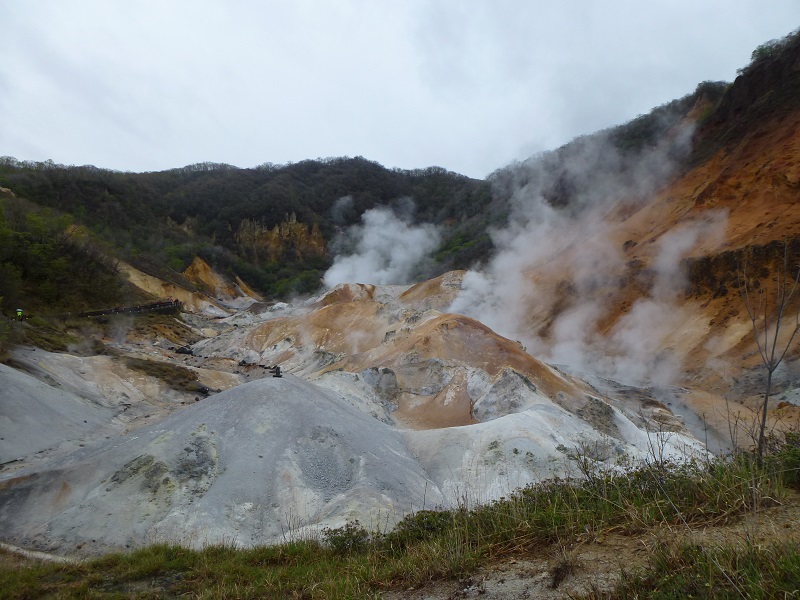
[
  {"left": 592, "top": 539, "right": 800, "bottom": 599},
  {"left": 2, "top": 438, "right": 799, "bottom": 599}
]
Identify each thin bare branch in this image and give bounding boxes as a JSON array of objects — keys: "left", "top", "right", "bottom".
[
  {"left": 739, "top": 241, "right": 800, "bottom": 465},
  {"left": 739, "top": 261, "right": 769, "bottom": 364}
]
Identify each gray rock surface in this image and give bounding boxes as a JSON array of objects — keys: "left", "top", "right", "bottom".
[
  {"left": 0, "top": 375, "right": 438, "bottom": 555},
  {"left": 0, "top": 363, "right": 115, "bottom": 465}
]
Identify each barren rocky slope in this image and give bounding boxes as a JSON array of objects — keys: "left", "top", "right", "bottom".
[{"left": 0, "top": 273, "right": 704, "bottom": 556}]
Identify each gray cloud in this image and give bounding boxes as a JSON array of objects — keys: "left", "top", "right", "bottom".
[{"left": 0, "top": 1, "right": 798, "bottom": 177}]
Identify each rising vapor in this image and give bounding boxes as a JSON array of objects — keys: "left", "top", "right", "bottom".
[
  {"left": 449, "top": 115, "right": 727, "bottom": 387},
  {"left": 323, "top": 205, "right": 441, "bottom": 287}
]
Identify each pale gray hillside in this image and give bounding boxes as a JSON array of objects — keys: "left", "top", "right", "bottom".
[
  {"left": 0, "top": 375, "right": 438, "bottom": 555},
  {"left": 0, "top": 363, "right": 115, "bottom": 465}
]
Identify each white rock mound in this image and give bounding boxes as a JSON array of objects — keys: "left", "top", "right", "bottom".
[{"left": 0, "top": 376, "right": 439, "bottom": 555}]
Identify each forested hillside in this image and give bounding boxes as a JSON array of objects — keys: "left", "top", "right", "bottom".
[
  {"left": 0, "top": 188, "right": 131, "bottom": 314},
  {"left": 0, "top": 157, "right": 496, "bottom": 302}
]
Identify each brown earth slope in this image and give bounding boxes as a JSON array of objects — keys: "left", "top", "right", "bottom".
[{"left": 530, "top": 37, "right": 800, "bottom": 401}]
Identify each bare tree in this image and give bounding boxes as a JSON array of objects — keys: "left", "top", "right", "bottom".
[{"left": 739, "top": 242, "right": 800, "bottom": 465}]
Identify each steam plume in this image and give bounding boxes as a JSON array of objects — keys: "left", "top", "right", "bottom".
[
  {"left": 449, "top": 117, "right": 726, "bottom": 386},
  {"left": 323, "top": 204, "right": 441, "bottom": 287}
]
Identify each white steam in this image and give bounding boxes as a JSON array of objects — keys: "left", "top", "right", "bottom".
[
  {"left": 323, "top": 205, "right": 441, "bottom": 287},
  {"left": 449, "top": 119, "right": 728, "bottom": 387},
  {"left": 597, "top": 216, "right": 728, "bottom": 386}
]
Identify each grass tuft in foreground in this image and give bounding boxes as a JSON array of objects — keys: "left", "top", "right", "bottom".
[{"left": 585, "top": 540, "right": 800, "bottom": 599}]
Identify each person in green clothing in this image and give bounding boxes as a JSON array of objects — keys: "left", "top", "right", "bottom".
[{"left": 16, "top": 308, "right": 22, "bottom": 321}]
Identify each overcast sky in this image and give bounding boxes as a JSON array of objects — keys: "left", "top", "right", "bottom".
[{"left": 1, "top": 1, "right": 798, "bottom": 179}]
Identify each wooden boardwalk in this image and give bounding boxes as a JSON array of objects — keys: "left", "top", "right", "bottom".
[{"left": 74, "top": 300, "right": 183, "bottom": 318}]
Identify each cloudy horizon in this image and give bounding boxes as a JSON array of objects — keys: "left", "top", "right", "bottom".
[{"left": 1, "top": 1, "right": 798, "bottom": 179}]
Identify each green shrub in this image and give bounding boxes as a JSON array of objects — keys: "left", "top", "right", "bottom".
[
  {"left": 384, "top": 510, "right": 454, "bottom": 550},
  {"left": 322, "top": 521, "right": 371, "bottom": 556}
]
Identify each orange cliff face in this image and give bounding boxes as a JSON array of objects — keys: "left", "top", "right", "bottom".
[
  {"left": 234, "top": 213, "right": 326, "bottom": 265},
  {"left": 116, "top": 257, "right": 263, "bottom": 315},
  {"left": 517, "top": 49, "right": 800, "bottom": 401},
  {"left": 182, "top": 256, "right": 263, "bottom": 303},
  {"left": 614, "top": 83, "right": 800, "bottom": 384}
]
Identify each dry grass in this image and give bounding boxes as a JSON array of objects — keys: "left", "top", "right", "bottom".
[{"left": 124, "top": 357, "right": 204, "bottom": 393}]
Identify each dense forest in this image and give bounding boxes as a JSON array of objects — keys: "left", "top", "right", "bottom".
[{"left": 0, "top": 156, "right": 499, "bottom": 305}]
